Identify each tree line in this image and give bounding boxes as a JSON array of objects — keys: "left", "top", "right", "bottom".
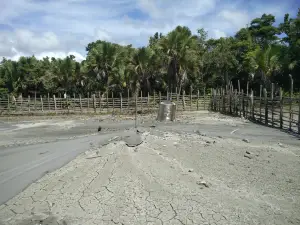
[{"left": 0, "top": 10, "right": 299, "bottom": 98}]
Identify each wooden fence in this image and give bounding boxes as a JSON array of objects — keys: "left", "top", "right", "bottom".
[
  {"left": 210, "top": 85, "right": 300, "bottom": 134},
  {"left": 0, "top": 90, "right": 211, "bottom": 116},
  {"left": 2, "top": 83, "right": 299, "bottom": 134}
]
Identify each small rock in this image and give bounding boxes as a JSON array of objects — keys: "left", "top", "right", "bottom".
[
  {"left": 158, "top": 152, "right": 162, "bottom": 155},
  {"left": 278, "top": 142, "right": 284, "bottom": 148},
  {"left": 196, "top": 130, "right": 206, "bottom": 136},
  {"left": 173, "top": 142, "right": 178, "bottom": 145},
  {"left": 134, "top": 148, "right": 138, "bottom": 152},
  {"left": 206, "top": 141, "right": 211, "bottom": 144},
  {"left": 163, "top": 145, "right": 167, "bottom": 147},
  {"left": 245, "top": 151, "right": 251, "bottom": 155},
  {"left": 188, "top": 169, "right": 194, "bottom": 172},
  {"left": 217, "top": 136, "right": 223, "bottom": 138},
  {"left": 244, "top": 154, "right": 252, "bottom": 159},
  {"left": 196, "top": 181, "right": 209, "bottom": 188},
  {"left": 242, "top": 139, "right": 250, "bottom": 143},
  {"left": 98, "top": 126, "right": 102, "bottom": 132},
  {"left": 286, "top": 179, "right": 293, "bottom": 183}
]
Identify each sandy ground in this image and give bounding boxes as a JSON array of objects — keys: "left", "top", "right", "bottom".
[{"left": 0, "top": 112, "right": 300, "bottom": 225}]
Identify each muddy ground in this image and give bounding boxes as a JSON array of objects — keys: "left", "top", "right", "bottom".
[{"left": 0, "top": 111, "right": 299, "bottom": 225}]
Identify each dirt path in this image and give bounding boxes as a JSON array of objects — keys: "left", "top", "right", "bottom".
[{"left": 0, "top": 112, "right": 299, "bottom": 225}]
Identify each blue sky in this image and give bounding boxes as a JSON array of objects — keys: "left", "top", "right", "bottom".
[{"left": 0, "top": 0, "right": 298, "bottom": 61}]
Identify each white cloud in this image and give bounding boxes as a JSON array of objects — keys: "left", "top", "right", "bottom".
[
  {"left": 0, "top": 0, "right": 296, "bottom": 61},
  {"left": 209, "top": 30, "right": 227, "bottom": 39},
  {"left": 218, "top": 10, "right": 250, "bottom": 29}
]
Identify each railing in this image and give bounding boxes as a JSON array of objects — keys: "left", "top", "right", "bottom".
[
  {"left": 210, "top": 88, "right": 300, "bottom": 134},
  {"left": 0, "top": 91, "right": 211, "bottom": 116}
]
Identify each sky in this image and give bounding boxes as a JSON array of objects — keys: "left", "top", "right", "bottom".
[{"left": 0, "top": 0, "right": 299, "bottom": 62}]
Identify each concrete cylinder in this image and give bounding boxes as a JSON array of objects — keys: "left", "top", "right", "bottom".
[{"left": 157, "top": 101, "right": 176, "bottom": 122}]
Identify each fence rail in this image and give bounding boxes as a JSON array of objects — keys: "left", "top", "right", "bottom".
[
  {"left": 210, "top": 87, "right": 300, "bottom": 134},
  {"left": 0, "top": 91, "right": 211, "bottom": 116}
]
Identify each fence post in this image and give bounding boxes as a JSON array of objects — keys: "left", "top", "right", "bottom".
[
  {"left": 53, "top": 95, "right": 57, "bottom": 114},
  {"left": 153, "top": 91, "right": 156, "bottom": 108},
  {"left": 271, "top": 83, "right": 274, "bottom": 127},
  {"left": 47, "top": 93, "right": 50, "bottom": 111},
  {"left": 120, "top": 93, "right": 123, "bottom": 113},
  {"left": 28, "top": 95, "right": 31, "bottom": 112},
  {"left": 41, "top": 96, "right": 44, "bottom": 112},
  {"left": 79, "top": 94, "right": 82, "bottom": 113},
  {"left": 222, "top": 88, "right": 226, "bottom": 113},
  {"left": 135, "top": 92, "right": 138, "bottom": 128},
  {"left": 190, "top": 86, "right": 192, "bottom": 111},
  {"left": 259, "top": 85, "right": 262, "bottom": 122},
  {"left": 298, "top": 95, "right": 300, "bottom": 134},
  {"left": 93, "top": 94, "right": 96, "bottom": 113},
  {"left": 197, "top": 90, "right": 199, "bottom": 111},
  {"left": 127, "top": 89, "right": 130, "bottom": 109},
  {"left": 216, "top": 89, "right": 219, "bottom": 111},
  {"left": 289, "top": 75, "right": 293, "bottom": 131},
  {"left": 176, "top": 87, "right": 179, "bottom": 106},
  {"left": 147, "top": 92, "right": 150, "bottom": 112},
  {"left": 73, "top": 93, "right": 76, "bottom": 111},
  {"left": 264, "top": 88, "right": 268, "bottom": 125},
  {"left": 183, "top": 90, "right": 186, "bottom": 111},
  {"left": 210, "top": 88, "right": 213, "bottom": 110},
  {"left": 229, "top": 87, "right": 232, "bottom": 114},
  {"left": 98, "top": 92, "right": 101, "bottom": 112},
  {"left": 246, "top": 81, "right": 249, "bottom": 97},
  {"left": 67, "top": 96, "right": 70, "bottom": 114},
  {"left": 7, "top": 94, "right": 10, "bottom": 115},
  {"left": 112, "top": 92, "right": 115, "bottom": 113},
  {"left": 20, "top": 94, "right": 23, "bottom": 112},
  {"left": 140, "top": 90, "right": 143, "bottom": 114},
  {"left": 87, "top": 92, "right": 90, "bottom": 112},
  {"left": 203, "top": 87, "right": 206, "bottom": 110},
  {"left": 106, "top": 91, "right": 109, "bottom": 113},
  {"left": 234, "top": 89, "right": 237, "bottom": 115},
  {"left": 218, "top": 89, "right": 221, "bottom": 112},
  {"left": 159, "top": 91, "right": 161, "bottom": 104},
  {"left": 279, "top": 88, "right": 283, "bottom": 129},
  {"left": 242, "top": 90, "right": 245, "bottom": 117},
  {"left": 250, "top": 89, "right": 254, "bottom": 119},
  {"left": 34, "top": 91, "right": 37, "bottom": 111},
  {"left": 238, "top": 80, "right": 241, "bottom": 94}
]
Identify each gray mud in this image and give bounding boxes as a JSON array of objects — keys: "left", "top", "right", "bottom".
[{"left": 0, "top": 111, "right": 299, "bottom": 225}]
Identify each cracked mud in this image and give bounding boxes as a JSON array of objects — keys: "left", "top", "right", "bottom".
[{"left": 0, "top": 112, "right": 299, "bottom": 225}]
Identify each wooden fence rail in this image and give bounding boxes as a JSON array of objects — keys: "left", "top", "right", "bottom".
[
  {"left": 0, "top": 91, "right": 212, "bottom": 116},
  {"left": 210, "top": 86, "right": 300, "bottom": 134}
]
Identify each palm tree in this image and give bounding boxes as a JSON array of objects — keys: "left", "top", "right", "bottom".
[
  {"left": 85, "top": 41, "right": 125, "bottom": 92},
  {"left": 128, "top": 47, "right": 157, "bottom": 95},
  {"left": 159, "top": 26, "right": 199, "bottom": 96},
  {"left": 245, "top": 45, "right": 281, "bottom": 87}
]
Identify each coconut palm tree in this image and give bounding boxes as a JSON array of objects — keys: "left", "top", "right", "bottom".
[
  {"left": 85, "top": 41, "right": 125, "bottom": 92},
  {"left": 245, "top": 45, "right": 281, "bottom": 87},
  {"left": 159, "top": 26, "right": 199, "bottom": 96},
  {"left": 128, "top": 47, "right": 157, "bottom": 95}
]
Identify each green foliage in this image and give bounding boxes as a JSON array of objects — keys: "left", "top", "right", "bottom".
[{"left": 1, "top": 9, "right": 300, "bottom": 96}]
